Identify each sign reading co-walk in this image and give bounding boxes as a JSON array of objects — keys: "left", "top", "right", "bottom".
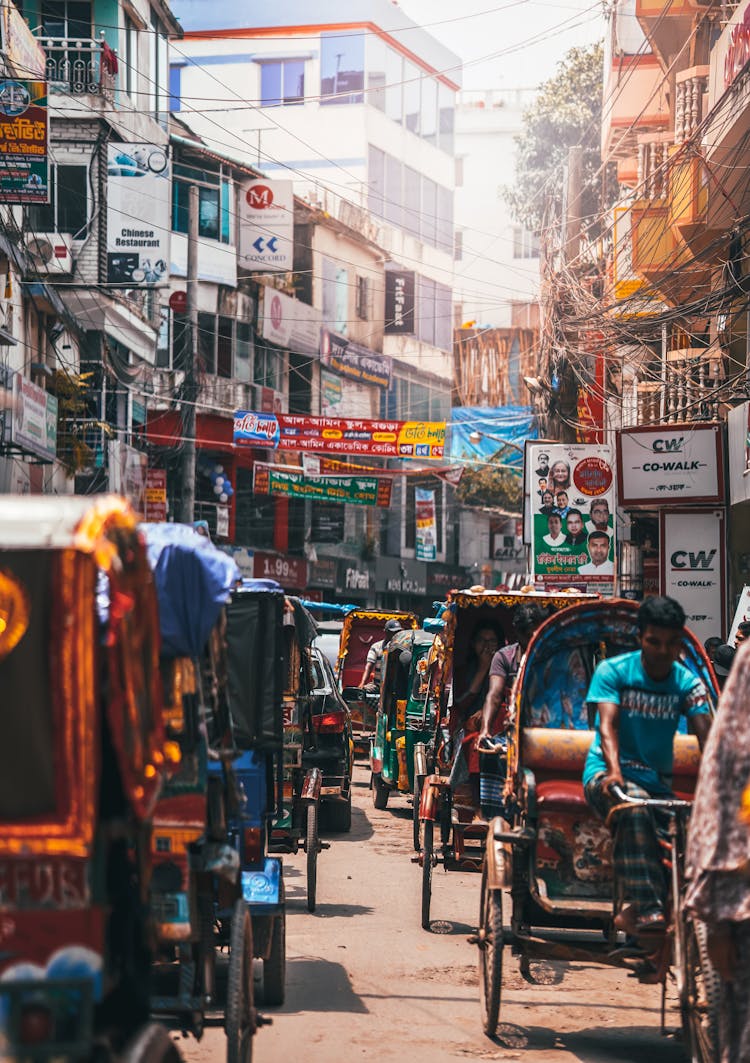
[{"left": 617, "top": 422, "right": 724, "bottom": 505}]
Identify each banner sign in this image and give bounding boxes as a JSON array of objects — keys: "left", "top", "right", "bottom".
[
  {"left": 234, "top": 412, "right": 445, "bottom": 459},
  {"left": 253, "top": 461, "right": 392, "bottom": 508},
  {"left": 260, "top": 287, "right": 320, "bottom": 354},
  {"left": 253, "top": 550, "right": 307, "bottom": 589},
  {"left": 302, "top": 453, "right": 462, "bottom": 481},
  {"left": 145, "top": 468, "right": 167, "bottom": 521},
  {"left": 239, "top": 180, "right": 294, "bottom": 272},
  {"left": 0, "top": 3, "right": 46, "bottom": 79},
  {"left": 661, "top": 508, "right": 726, "bottom": 644},
  {"left": 528, "top": 442, "right": 616, "bottom": 592},
  {"left": 384, "top": 270, "right": 415, "bottom": 335},
  {"left": 106, "top": 144, "right": 170, "bottom": 287},
  {"left": 108, "top": 440, "right": 147, "bottom": 510},
  {"left": 0, "top": 80, "right": 48, "bottom": 203},
  {"left": 415, "top": 487, "right": 437, "bottom": 561},
  {"left": 320, "top": 328, "right": 391, "bottom": 389},
  {"left": 449, "top": 405, "right": 536, "bottom": 466},
  {"left": 9, "top": 371, "right": 57, "bottom": 462},
  {"left": 617, "top": 423, "right": 723, "bottom": 505}
]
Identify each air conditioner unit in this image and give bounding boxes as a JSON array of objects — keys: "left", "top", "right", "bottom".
[{"left": 24, "top": 233, "right": 73, "bottom": 275}]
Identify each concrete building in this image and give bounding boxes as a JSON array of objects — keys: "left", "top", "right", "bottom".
[{"left": 453, "top": 88, "right": 540, "bottom": 330}]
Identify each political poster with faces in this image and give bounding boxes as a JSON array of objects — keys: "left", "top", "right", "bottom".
[{"left": 528, "top": 443, "right": 616, "bottom": 594}]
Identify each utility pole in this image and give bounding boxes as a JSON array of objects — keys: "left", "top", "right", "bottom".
[
  {"left": 564, "top": 144, "right": 583, "bottom": 265},
  {"left": 179, "top": 183, "right": 199, "bottom": 523}
]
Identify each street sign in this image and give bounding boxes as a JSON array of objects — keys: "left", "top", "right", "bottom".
[{"left": 239, "top": 180, "right": 294, "bottom": 272}]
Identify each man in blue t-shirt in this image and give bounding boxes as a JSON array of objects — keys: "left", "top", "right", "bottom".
[{"left": 584, "top": 596, "right": 711, "bottom": 935}]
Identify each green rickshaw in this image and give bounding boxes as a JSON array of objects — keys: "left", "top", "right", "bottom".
[{"left": 369, "top": 627, "right": 441, "bottom": 847}]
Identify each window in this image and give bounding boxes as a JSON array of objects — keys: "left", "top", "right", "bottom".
[
  {"left": 434, "top": 282, "right": 452, "bottom": 352},
  {"left": 156, "top": 304, "right": 170, "bottom": 368},
  {"left": 198, "top": 312, "right": 216, "bottom": 374},
  {"left": 384, "top": 154, "right": 402, "bottom": 229},
  {"left": 367, "top": 35, "right": 386, "bottom": 111},
  {"left": 403, "top": 60, "right": 420, "bottom": 134},
  {"left": 124, "top": 14, "right": 137, "bottom": 97},
  {"left": 454, "top": 230, "right": 463, "bottom": 261},
  {"left": 355, "top": 275, "right": 369, "bottom": 320},
  {"left": 260, "top": 59, "right": 305, "bottom": 107},
  {"left": 322, "top": 257, "right": 348, "bottom": 333},
  {"left": 512, "top": 225, "right": 540, "bottom": 259},
  {"left": 169, "top": 64, "right": 180, "bottom": 112},
  {"left": 385, "top": 47, "right": 403, "bottom": 123},
  {"left": 368, "top": 144, "right": 385, "bottom": 218},
  {"left": 254, "top": 343, "right": 283, "bottom": 391},
  {"left": 321, "top": 31, "right": 364, "bottom": 104},
  {"left": 421, "top": 178, "right": 437, "bottom": 247},
  {"left": 235, "top": 321, "right": 252, "bottom": 383},
  {"left": 172, "top": 164, "right": 233, "bottom": 244},
  {"left": 403, "top": 166, "right": 421, "bottom": 240},
  {"left": 149, "top": 11, "right": 168, "bottom": 120},
  {"left": 217, "top": 316, "right": 233, "bottom": 378},
  {"left": 41, "top": 0, "right": 91, "bottom": 38},
  {"left": 421, "top": 75, "right": 438, "bottom": 146},
  {"left": 438, "top": 82, "right": 455, "bottom": 154},
  {"left": 436, "top": 185, "right": 453, "bottom": 254},
  {"left": 29, "top": 164, "right": 87, "bottom": 235}
]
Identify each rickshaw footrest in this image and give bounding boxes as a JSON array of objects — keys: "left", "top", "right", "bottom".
[{"left": 493, "top": 828, "right": 536, "bottom": 844}]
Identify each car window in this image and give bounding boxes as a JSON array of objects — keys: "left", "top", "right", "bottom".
[{"left": 310, "top": 651, "right": 330, "bottom": 692}]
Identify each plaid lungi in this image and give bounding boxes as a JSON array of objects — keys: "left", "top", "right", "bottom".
[
  {"left": 478, "top": 736, "right": 508, "bottom": 820},
  {"left": 585, "top": 774, "right": 668, "bottom": 915}
]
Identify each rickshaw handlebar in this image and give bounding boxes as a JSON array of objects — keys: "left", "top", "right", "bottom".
[{"left": 609, "top": 783, "right": 692, "bottom": 813}]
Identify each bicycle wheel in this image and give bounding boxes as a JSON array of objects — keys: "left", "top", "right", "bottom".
[
  {"left": 226, "top": 899, "right": 254, "bottom": 1063},
  {"left": 478, "top": 863, "right": 503, "bottom": 1037},
  {"left": 681, "top": 916, "right": 721, "bottom": 1063},
  {"left": 306, "top": 802, "right": 318, "bottom": 913},
  {"left": 421, "top": 819, "right": 434, "bottom": 931}
]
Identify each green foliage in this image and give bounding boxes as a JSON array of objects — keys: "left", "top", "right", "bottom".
[
  {"left": 455, "top": 451, "right": 523, "bottom": 512},
  {"left": 505, "top": 42, "right": 606, "bottom": 232}
]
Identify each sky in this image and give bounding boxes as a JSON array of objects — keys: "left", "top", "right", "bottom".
[{"left": 397, "top": 0, "right": 606, "bottom": 90}]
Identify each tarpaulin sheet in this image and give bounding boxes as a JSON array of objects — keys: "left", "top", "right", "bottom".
[
  {"left": 140, "top": 522, "right": 240, "bottom": 658},
  {"left": 226, "top": 589, "right": 285, "bottom": 750},
  {"left": 449, "top": 406, "right": 537, "bottom": 465}
]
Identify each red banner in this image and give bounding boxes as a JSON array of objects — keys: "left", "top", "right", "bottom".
[{"left": 233, "top": 411, "right": 445, "bottom": 460}]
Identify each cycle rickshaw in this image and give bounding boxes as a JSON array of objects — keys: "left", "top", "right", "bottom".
[
  {"left": 475, "top": 598, "right": 720, "bottom": 1060},
  {"left": 417, "top": 588, "right": 595, "bottom": 930}
]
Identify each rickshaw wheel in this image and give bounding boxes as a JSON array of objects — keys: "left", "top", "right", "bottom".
[
  {"left": 262, "top": 880, "right": 286, "bottom": 1006},
  {"left": 681, "top": 917, "right": 721, "bottom": 1063},
  {"left": 478, "top": 863, "right": 503, "bottom": 1037},
  {"left": 306, "top": 803, "right": 318, "bottom": 913},
  {"left": 412, "top": 775, "right": 422, "bottom": 852},
  {"left": 372, "top": 773, "right": 390, "bottom": 810},
  {"left": 122, "top": 1022, "right": 181, "bottom": 1062},
  {"left": 226, "top": 899, "right": 254, "bottom": 1063},
  {"left": 421, "top": 819, "right": 434, "bottom": 930}
]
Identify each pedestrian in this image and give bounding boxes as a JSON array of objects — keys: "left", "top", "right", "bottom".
[
  {"left": 704, "top": 636, "right": 722, "bottom": 663},
  {"left": 583, "top": 596, "right": 711, "bottom": 940},
  {"left": 686, "top": 639, "right": 750, "bottom": 1062},
  {"left": 712, "top": 643, "right": 736, "bottom": 691}
]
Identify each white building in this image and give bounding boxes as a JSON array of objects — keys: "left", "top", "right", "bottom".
[
  {"left": 454, "top": 88, "right": 540, "bottom": 330},
  {"left": 169, "top": 0, "right": 460, "bottom": 420}
]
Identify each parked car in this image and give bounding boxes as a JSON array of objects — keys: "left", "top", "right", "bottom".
[{"left": 304, "top": 647, "right": 354, "bottom": 832}]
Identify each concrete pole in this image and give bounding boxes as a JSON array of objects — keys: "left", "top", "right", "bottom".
[
  {"left": 565, "top": 144, "right": 583, "bottom": 264},
  {"left": 179, "top": 183, "right": 199, "bottom": 524}
]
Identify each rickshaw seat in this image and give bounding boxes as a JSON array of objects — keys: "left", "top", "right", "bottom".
[
  {"left": 536, "top": 779, "right": 587, "bottom": 813},
  {"left": 522, "top": 728, "right": 593, "bottom": 775}
]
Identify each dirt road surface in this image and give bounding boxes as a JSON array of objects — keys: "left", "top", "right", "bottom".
[{"left": 179, "top": 761, "right": 690, "bottom": 1063}]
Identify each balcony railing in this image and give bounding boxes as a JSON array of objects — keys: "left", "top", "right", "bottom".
[
  {"left": 40, "top": 36, "right": 116, "bottom": 102},
  {"left": 636, "top": 349, "right": 724, "bottom": 424},
  {"left": 674, "top": 67, "right": 708, "bottom": 144}
]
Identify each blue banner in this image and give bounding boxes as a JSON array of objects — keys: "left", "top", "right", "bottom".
[{"left": 449, "top": 406, "right": 537, "bottom": 465}]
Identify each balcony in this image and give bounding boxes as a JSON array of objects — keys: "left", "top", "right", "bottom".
[
  {"left": 602, "top": 53, "right": 670, "bottom": 163},
  {"left": 630, "top": 196, "right": 711, "bottom": 305},
  {"left": 40, "top": 36, "right": 116, "bottom": 104},
  {"left": 636, "top": 0, "right": 707, "bottom": 69},
  {"left": 674, "top": 66, "right": 709, "bottom": 144},
  {"left": 635, "top": 348, "right": 725, "bottom": 424}
]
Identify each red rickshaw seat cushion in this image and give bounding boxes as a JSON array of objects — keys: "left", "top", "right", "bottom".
[{"left": 536, "top": 778, "right": 587, "bottom": 813}]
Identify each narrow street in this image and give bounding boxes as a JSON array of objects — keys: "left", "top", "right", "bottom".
[{"left": 182, "top": 761, "right": 690, "bottom": 1063}]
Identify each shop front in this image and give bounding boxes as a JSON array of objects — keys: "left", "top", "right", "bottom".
[
  {"left": 335, "top": 558, "right": 375, "bottom": 607},
  {"left": 375, "top": 556, "right": 428, "bottom": 613}
]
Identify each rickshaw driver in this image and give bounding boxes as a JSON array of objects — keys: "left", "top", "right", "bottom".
[
  {"left": 583, "top": 596, "right": 712, "bottom": 935},
  {"left": 360, "top": 618, "right": 403, "bottom": 692},
  {"left": 476, "top": 604, "right": 548, "bottom": 741}
]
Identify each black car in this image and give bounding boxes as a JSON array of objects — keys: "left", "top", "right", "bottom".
[{"left": 303, "top": 647, "right": 354, "bottom": 832}]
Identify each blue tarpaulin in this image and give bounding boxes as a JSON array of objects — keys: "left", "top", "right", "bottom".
[
  {"left": 140, "top": 523, "right": 240, "bottom": 658},
  {"left": 449, "top": 406, "right": 537, "bottom": 466}
]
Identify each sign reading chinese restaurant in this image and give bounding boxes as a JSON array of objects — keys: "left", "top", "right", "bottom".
[
  {"left": 106, "top": 143, "right": 170, "bottom": 287},
  {"left": 661, "top": 509, "right": 726, "bottom": 644},
  {"left": 320, "top": 328, "right": 391, "bottom": 389},
  {"left": 252, "top": 461, "right": 392, "bottom": 508},
  {"left": 234, "top": 412, "right": 445, "bottom": 460},
  {"left": 527, "top": 442, "right": 616, "bottom": 593},
  {"left": 617, "top": 423, "right": 724, "bottom": 506},
  {"left": 0, "top": 80, "right": 48, "bottom": 204}
]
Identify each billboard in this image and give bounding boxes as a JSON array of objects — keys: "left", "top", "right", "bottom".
[
  {"left": 239, "top": 179, "right": 294, "bottom": 272},
  {"left": 106, "top": 144, "right": 170, "bottom": 287},
  {"left": 384, "top": 270, "right": 415, "bottom": 335},
  {"left": 527, "top": 442, "right": 616, "bottom": 593},
  {"left": 661, "top": 508, "right": 726, "bottom": 644},
  {"left": 415, "top": 487, "right": 437, "bottom": 561},
  {"left": 0, "top": 79, "right": 48, "bottom": 204},
  {"left": 252, "top": 461, "right": 392, "bottom": 508},
  {"left": 9, "top": 371, "right": 57, "bottom": 462},
  {"left": 234, "top": 412, "right": 445, "bottom": 460},
  {"left": 617, "top": 422, "right": 724, "bottom": 506},
  {"left": 320, "top": 328, "right": 391, "bottom": 389}
]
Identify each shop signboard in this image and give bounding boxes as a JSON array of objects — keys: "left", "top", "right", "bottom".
[
  {"left": 0, "top": 79, "right": 48, "bottom": 203},
  {"left": 660, "top": 508, "right": 726, "bottom": 644},
  {"left": 10, "top": 372, "right": 57, "bottom": 462},
  {"left": 144, "top": 468, "right": 167, "bottom": 521},
  {"left": 320, "top": 328, "right": 391, "bottom": 389},
  {"left": 234, "top": 411, "right": 445, "bottom": 460},
  {"left": 253, "top": 550, "right": 307, "bottom": 589},
  {"left": 108, "top": 440, "right": 147, "bottom": 510},
  {"left": 617, "top": 423, "right": 724, "bottom": 506},
  {"left": 106, "top": 144, "right": 170, "bottom": 287},
  {"left": 313, "top": 504, "right": 345, "bottom": 543},
  {"left": 527, "top": 442, "right": 616, "bottom": 593},
  {"left": 376, "top": 556, "right": 427, "bottom": 597},
  {"left": 259, "top": 288, "right": 320, "bottom": 354},
  {"left": 415, "top": 487, "right": 437, "bottom": 562},
  {"left": 308, "top": 557, "right": 337, "bottom": 589},
  {"left": 384, "top": 270, "right": 415, "bottom": 335},
  {"left": 252, "top": 461, "right": 392, "bottom": 508},
  {"left": 336, "top": 559, "right": 374, "bottom": 598},
  {"left": 0, "top": 3, "right": 46, "bottom": 79},
  {"left": 238, "top": 180, "right": 294, "bottom": 272}
]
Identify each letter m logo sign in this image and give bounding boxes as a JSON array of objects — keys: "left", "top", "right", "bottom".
[{"left": 247, "top": 184, "right": 274, "bottom": 209}]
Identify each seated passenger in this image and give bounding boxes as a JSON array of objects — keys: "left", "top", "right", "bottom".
[{"left": 359, "top": 619, "right": 402, "bottom": 692}]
